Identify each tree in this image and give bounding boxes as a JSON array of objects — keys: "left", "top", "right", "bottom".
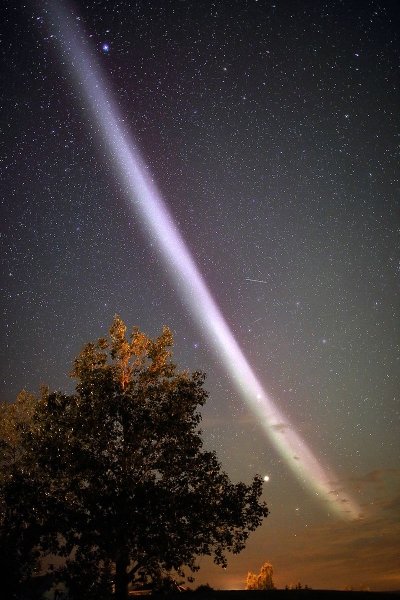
[
  {"left": 245, "top": 571, "right": 259, "bottom": 590},
  {"left": 246, "top": 561, "right": 275, "bottom": 590},
  {"left": 0, "top": 390, "right": 45, "bottom": 599},
  {"left": 0, "top": 316, "right": 269, "bottom": 599}
]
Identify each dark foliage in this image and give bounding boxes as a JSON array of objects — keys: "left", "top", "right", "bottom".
[{"left": 0, "top": 317, "right": 268, "bottom": 599}]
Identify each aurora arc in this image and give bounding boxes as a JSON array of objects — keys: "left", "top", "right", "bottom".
[{"left": 50, "top": 2, "right": 360, "bottom": 519}]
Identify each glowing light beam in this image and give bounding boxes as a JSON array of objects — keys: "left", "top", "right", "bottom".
[{"left": 48, "top": 2, "right": 360, "bottom": 519}]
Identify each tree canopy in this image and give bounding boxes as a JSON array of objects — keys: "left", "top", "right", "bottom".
[
  {"left": 246, "top": 561, "right": 275, "bottom": 590},
  {"left": 0, "top": 316, "right": 269, "bottom": 599}
]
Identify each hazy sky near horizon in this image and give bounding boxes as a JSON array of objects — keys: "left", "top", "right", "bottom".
[{"left": 1, "top": 0, "right": 399, "bottom": 591}]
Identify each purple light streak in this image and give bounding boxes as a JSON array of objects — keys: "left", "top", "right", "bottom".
[{"left": 47, "top": 2, "right": 360, "bottom": 519}]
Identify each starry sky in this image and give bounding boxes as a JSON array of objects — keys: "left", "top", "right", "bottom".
[{"left": 1, "top": 0, "right": 399, "bottom": 591}]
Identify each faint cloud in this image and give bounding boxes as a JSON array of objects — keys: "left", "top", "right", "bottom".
[
  {"left": 350, "top": 469, "right": 383, "bottom": 484},
  {"left": 328, "top": 468, "right": 400, "bottom": 520},
  {"left": 271, "top": 422, "right": 288, "bottom": 433},
  {"left": 273, "top": 511, "right": 400, "bottom": 591},
  {"left": 348, "top": 468, "right": 400, "bottom": 487},
  {"left": 381, "top": 493, "right": 400, "bottom": 513}
]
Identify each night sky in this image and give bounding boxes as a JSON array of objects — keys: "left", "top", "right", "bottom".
[{"left": 1, "top": 0, "right": 399, "bottom": 591}]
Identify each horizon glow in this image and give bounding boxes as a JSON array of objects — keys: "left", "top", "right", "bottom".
[{"left": 48, "top": 2, "right": 360, "bottom": 519}]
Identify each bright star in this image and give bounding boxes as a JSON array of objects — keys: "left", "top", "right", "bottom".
[{"left": 102, "top": 43, "right": 110, "bottom": 53}]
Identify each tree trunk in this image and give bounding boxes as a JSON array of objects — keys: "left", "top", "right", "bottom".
[{"left": 115, "top": 551, "right": 129, "bottom": 600}]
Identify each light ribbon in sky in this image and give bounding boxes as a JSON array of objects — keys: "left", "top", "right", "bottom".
[{"left": 49, "top": 2, "right": 360, "bottom": 519}]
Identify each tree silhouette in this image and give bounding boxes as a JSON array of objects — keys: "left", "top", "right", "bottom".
[{"left": 0, "top": 316, "right": 269, "bottom": 600}]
